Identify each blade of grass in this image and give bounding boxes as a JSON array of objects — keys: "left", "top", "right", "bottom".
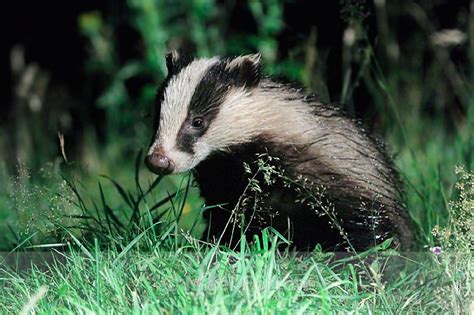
[{"left": 100, "top": 175, "right": 134, "bottom": 209}]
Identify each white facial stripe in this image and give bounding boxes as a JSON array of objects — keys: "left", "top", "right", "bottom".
[
  {"left": 200, "top": 88, "right": 259, "bottom": 149},
  {"left": 200, "top": 87, "right": 315, "bottom": 151},
  {"left": 148, "top": 58, "right": 219, "bottom": 172}
]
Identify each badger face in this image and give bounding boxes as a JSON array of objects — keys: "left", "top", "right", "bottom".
[{"left": 145, "top": 52, "right": 262, "bottom": 175}]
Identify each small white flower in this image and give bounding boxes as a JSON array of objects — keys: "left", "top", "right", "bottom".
[{"left": 430, "top": 246, "right": 442, "bottom": 255}]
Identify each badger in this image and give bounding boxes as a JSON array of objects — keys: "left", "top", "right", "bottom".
[{"left": 145, "top": 51, "right": 415, "bottom": 251}]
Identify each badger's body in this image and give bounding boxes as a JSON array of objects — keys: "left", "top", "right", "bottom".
[{"left": 146, "top": 52, "right": 415, "bottom": 251}]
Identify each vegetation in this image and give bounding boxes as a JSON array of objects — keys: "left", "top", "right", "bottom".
[{"left": 0, "top": 1, "right": 472, "bottom": 313}]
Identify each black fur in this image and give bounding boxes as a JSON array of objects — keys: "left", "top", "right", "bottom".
[
  {"left": 195, "top": 141, "right": 343, "bottom": 250},
  {"left": 196, "top": 133, "right": 414, "bottom": 251}
]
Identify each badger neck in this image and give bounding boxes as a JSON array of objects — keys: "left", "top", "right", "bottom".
[
  {"left": 254, "top": 82, "right": 320, "bottom": 151},
  {"left": 211, "top": 79, "right": 320, "bottom": 158}
]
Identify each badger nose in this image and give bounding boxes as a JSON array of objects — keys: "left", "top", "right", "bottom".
[{"left": 145, "top": 153, "right": 175, "bottom": 175}]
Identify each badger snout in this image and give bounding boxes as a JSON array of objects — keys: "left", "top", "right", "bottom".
[{"left": 145, "top": 151, "right": 175, "bottom": 175}]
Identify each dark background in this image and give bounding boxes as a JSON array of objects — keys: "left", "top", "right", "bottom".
[{"left": 2, "top": 1, "right": 469, "bottom": 167}]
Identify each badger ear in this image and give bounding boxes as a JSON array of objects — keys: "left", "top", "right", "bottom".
[
  {"left": 165, "top": 50, "right": 192, "bottom": 74},
  {"left": 226, "top": 53, "right": 262, "bottom": 88},
  {"left": 165, "top": 50, "right": 181, "bottom": 72}
]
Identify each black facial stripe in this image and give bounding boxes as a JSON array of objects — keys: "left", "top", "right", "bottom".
[
  {"left": 189, "top": 60, "right": 232, "bottom": 115},
  {"left": 175, "top": 56, "right": 262, "bottom": 154},
  {"left": 175, "top": 109, "right": 217, "bottom": 154},
  {"left": 176, "top": 132, "right": 196, "bottom": 154},
  {"left": 175, "top": 61, "right": 230, "bottom": 153}
]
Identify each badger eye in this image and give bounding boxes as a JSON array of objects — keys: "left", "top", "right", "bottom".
[{"left": 191, "top": 117, "right": 205, "bottom": 129}]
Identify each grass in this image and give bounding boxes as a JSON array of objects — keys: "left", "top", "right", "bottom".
[
  {"left": 0, "top": 156, "right": 472, "bottom": 313},
  {"left": 0, "top": 224, "right": 471, "bottom": 313}
]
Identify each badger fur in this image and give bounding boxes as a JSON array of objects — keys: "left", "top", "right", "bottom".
[{"left": 145, "top": 52, "right": 415, "bottom": 251}]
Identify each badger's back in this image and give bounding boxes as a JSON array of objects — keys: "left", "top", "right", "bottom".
[
  {"left": 145, "top": 53, "right": 416, "bottom": 251},
  {"left": 194, "top": 79, "right": 415, "bottom": 250}
]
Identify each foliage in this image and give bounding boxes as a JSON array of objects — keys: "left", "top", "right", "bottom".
[{"left": 432, "top": 166, "right": 473, "bottom": 251}]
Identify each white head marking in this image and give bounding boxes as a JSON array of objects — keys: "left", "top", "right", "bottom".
[{"left": 148, "top": 57, "right": 219, "bottom": 173}]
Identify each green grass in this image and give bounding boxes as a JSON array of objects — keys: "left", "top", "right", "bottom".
[
  {"left": 0, "top": 157, "right": 472, "bottom": 313},
  {"left": 0, "top": 225, "right": 471, "bottom": 313},
  {"left": 0, "top": 154, "right": 471, "bottom": 313}
]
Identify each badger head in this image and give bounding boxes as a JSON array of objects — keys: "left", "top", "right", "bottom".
[{"left": 145, "top": 51, "right": 263, "bottom": 175}]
